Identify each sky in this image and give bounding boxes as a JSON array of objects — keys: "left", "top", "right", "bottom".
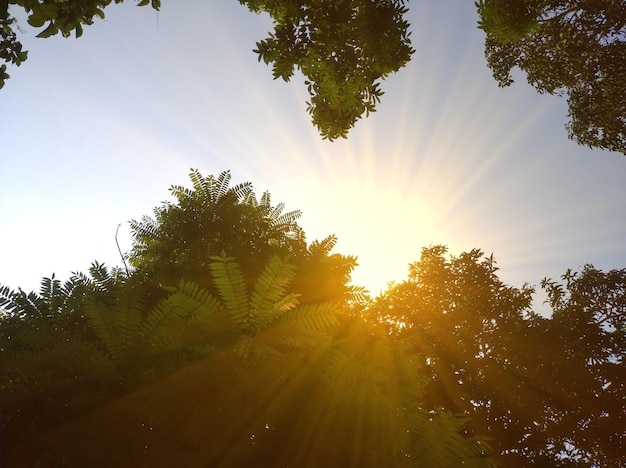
[{"left": 1, "top": 0, "right": 625, "bottom": 311}]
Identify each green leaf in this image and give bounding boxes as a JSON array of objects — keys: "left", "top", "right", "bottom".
[
  {"left": 36, "top": 22, "right": 58, "bottom": 39},
  {"left": 27, "top": 13, "right": 46, "bottom": 28}
]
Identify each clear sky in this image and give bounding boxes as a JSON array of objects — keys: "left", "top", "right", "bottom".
[{"left": 1, "top": 0, "right": 625, "bottom": 309}]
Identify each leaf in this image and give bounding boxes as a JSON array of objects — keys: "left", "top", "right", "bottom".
[
  {"left": 250, "top": 256, "right": 298, "bottom": 327},
  {"left": 27, "top": 13, "right": 46, "bottom": 28},
  {"left": 36, "top": 22, "right": 58, "bottom": 39},
  {"left": 210, "top": 254, "right": 249, "bottom": 325}
]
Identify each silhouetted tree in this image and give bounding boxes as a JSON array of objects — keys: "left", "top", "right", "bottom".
[
  {"left": 2, "top": 253, "right": 495, "bottom": 467},
  {"left": 128, "top": 169, "right": 361, "bottom": 305},
  {"left": 539, "top": 265, "right": 626, "bottom": 467},
  {"left": 369, "top": 245, "right": 626, "bottom": 466},
  {"left": 476, "top": 0, "right": 626, "bottom": 155}
]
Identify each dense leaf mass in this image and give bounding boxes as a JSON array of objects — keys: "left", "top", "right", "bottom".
[
  {"left": 368, "top": 246, "right": 626, "bottom": 467},
  {"left": 1, "top": 251, "right": 494, "bottom": 467},
  {"left": 242, "top": 0, "right": 414, "bottom": 140},
  {"left": 1, "top": 172, "right": 625, "bottom": 466},
  {"left": 477, "top": 0, "right": 626, "bottom": 154},
  {"left": 128, "top": 169, "right": 359, "bottom": 306}
]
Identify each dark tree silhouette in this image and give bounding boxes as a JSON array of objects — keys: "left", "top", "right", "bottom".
[
  {"left": 369, "top": 246, "right": 626, "bottom": 466},
  {"left": 128, "top": 169, "right": 360, "bottom": 306}
]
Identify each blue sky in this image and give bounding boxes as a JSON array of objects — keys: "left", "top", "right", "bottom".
[{"left": 1, "top": 0, "right": 625, "bottom": 308}]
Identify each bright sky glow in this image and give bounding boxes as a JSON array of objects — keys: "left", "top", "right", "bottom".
[{"left": 1, "top": 1, "right": 625, "bottom": 307}]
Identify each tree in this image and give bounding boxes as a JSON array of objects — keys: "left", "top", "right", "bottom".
[
  {"left": 368, "top": 245, "right": 626, "bottom": 466},
  {"left": 369, "top": 246, "right": 541, "bottom": 465},
  {"left": 476, "top": 0, "right": 626, "bottom": 155},
  {"left": 0, "top": 268, "right": 127, "bottom": 444},
  {"left": 128, "top": 169, "right": 360, "bottom": 305},
  {"left": 0, "top": 253, "right": 340, "bottom": 451},
  {"left": 1, "top": 0, "right": 413, "bottom": 140},
  {"left": 540, "top": 265, "right": 626, "bottom": 467},
  {"left": 242, "top": 0, "right": 414, "bottom": 140},
  {"left": 129, "top": 169, "right": 305, "bottom": 285},
  {"left": 3, "top": 252, "right": 495, "bottom": 467}
]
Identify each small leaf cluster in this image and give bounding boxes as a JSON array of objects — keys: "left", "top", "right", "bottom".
[
  {"left": 0, "top": 0, "right": 159, "bottom": 87},
  {"left": 475, "top": 0, "right": 541, "bottom": 44},
  {"left": 244, "top": 0, "right": 414, "bottom": 140}
]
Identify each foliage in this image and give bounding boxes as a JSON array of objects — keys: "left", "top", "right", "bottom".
[
  {"left": 1, "top": 0, "right": 412, "bottom": 139},
  {"left": 241, "top": 0, "right": 414, "bottom": 140},
  {"left": 4, "top": 0, "right": 624, "bottom": 151},
  {"left": 3, "top": 260, "right": 496, "bottom": 467},
  {"left": 476, "top": 0, "right": 626, "bottom": 154},
  {"left": 3, "top": 165, "right": 623, "bottom": 465},
  {"left": 128, "top": 169, "right": 359, "bottom": 306},
  {"left": 0, "top": 252, "right": 343, "bottom": 449},
  {"left": 129, "top": 169, "right": 305, "bottom": 287},
  {"left": 0, "top": 0, "right": 159, "bottom": 88},
  {"left": 540, "top": 265, "right": 626, "bottom": 467},
  {"left": 0, "top": 270, "right": 122, "bottom": 442},
  {"left": 368, "top": 245, "right": 626, "bottom": 466}
]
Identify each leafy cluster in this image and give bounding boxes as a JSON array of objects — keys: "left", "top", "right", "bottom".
[
  {"left": 476, "top": 0, "right": 626, "bottom": 154},
  {"left": 128, "top": 169, "right": 361, "bottom": 306},
  {"left": 0, "top": 0, "right": 160, "bottom": 88},
  {"left": 369, "top": 246, "right": 626, "bottom": 467},
  {"left": 129, "top": 169, "right": 304, "bottom": 286},
  {"left": 2, "top": 0, "right": 415, "bottom": 138},
  {"left": 4, "top": 0, "right": 624, "bottom": 153},
  {"left": 243, "top": 0, "right": 414, "bottom": 140}
]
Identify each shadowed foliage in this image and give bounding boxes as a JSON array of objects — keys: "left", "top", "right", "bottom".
[
  {"left": 128, "top": 169, "right": 361, "bottom": 306},
  {"left": 2, "top": 253, "right": 494, "bottom": 467},
  {"left": 2, "top": 168, "right": 623, "bottom": 466}
]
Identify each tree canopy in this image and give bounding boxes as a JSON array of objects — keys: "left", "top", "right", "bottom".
[
  {"left": 128, "top": 169, "right": 361, "bottom": 306},
  {"left": 476, "top": 0, "right": 626, "bottom": 155},
  {"left": 368, "top": 246, "right": 626, "bottom": 467},
  {"left": 1, "top": 181, "right": 495, "bottom": 466},
  {"left": 1, "top": 171, "right": 624, "bottom": 466}
]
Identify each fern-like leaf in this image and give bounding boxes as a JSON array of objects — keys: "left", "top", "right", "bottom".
[
  {"left": 308, "top": 235, "right": 338, "bottom": 257},
  {"left": 84, "top": 284, "right": 144, "bottom": 362},
  {"left": 214, "top": 171, "right": 232, "bottom": 201},
  {"left": 143, "top": 279, "right": 222, "bottom": 353},
  {"left": 282, "top": 303, "right": 340, "bottom": 331},
  {"left": 250, "top": 256, "right": 298, "bottom": 328},
  {"left": 210, "top": 253, "right": 249, "bottom": 326}
]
